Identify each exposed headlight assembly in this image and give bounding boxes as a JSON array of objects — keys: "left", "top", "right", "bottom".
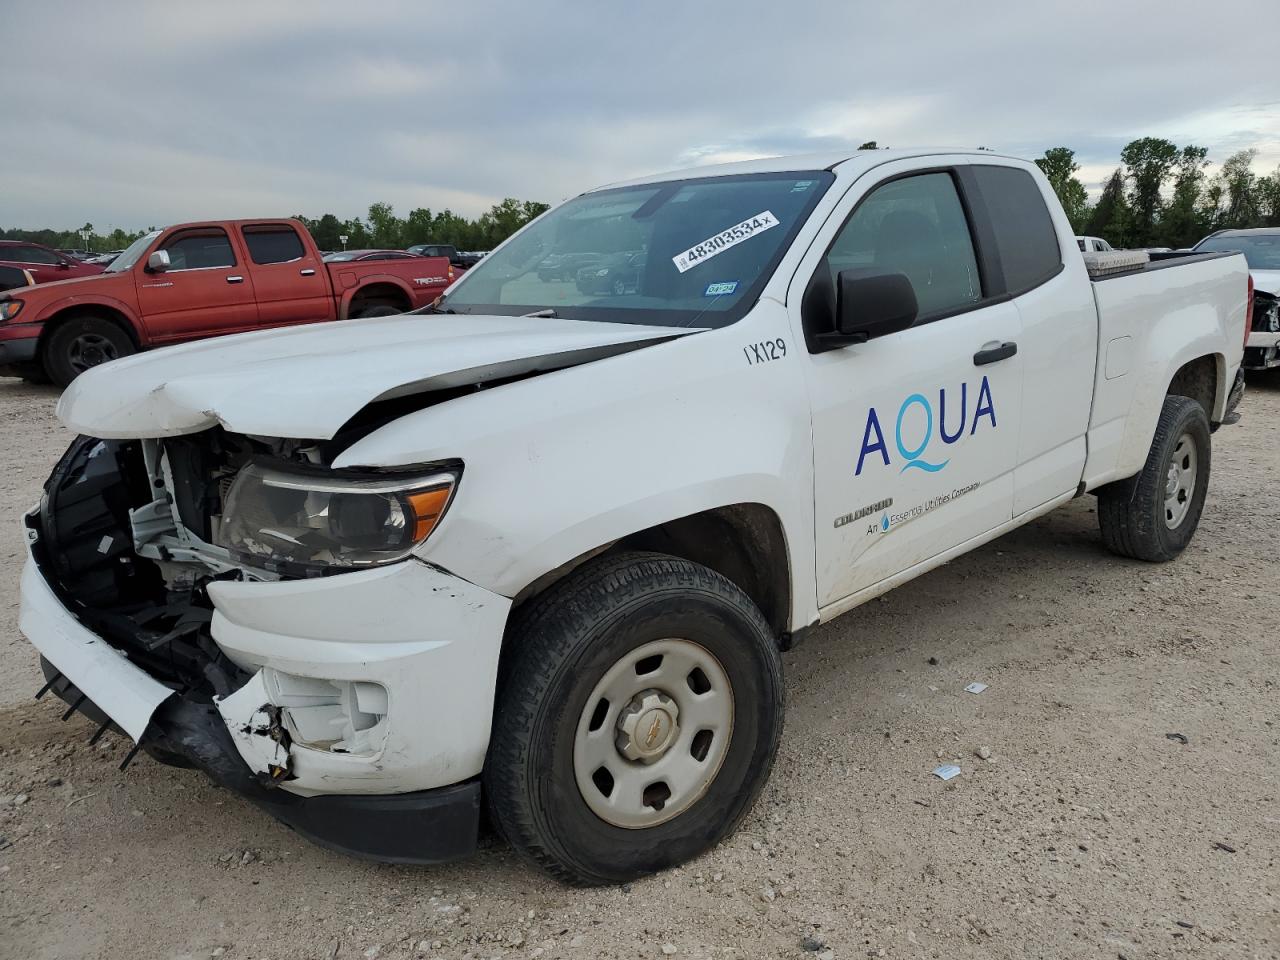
[
  {"left": 219, "top": 461, "right": 457, "bottom": 574},
  {"left": 0, "top": 299, "right": 24, "bottom": 322}
]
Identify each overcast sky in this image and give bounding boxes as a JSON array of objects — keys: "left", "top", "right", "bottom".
[{"left": 5, "top": 1, "right": 1278, "bottom": 231}]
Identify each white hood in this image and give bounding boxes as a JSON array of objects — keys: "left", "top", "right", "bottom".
[
  {"left": 58, "top": 313, "right": 700, "bottom": 439},
  {"left": 1252, "top": 269, "right": 1280, "bottom": 296}
]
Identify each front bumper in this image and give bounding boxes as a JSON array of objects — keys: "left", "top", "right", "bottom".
[
  {"left": 0, "top": 326, "right": 39, "bottom": 365},
  {"left": 38, "top": 658, "right": 482, "bottom": 863},
  {"left": 19, "top": 519, "right": 512, "bottom": 863}
]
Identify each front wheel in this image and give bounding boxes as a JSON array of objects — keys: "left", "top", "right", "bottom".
[
  {"left": 43, "top": 316, "right": 136, "bottom": 387},
  {"left": 1097, "top": 394, "right": 1211, "bottom": 561},
  {"left": 484, "top": 552, "right": 783, "bottom": 885}
]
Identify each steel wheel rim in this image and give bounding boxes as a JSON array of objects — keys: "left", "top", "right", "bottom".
[
  {"left": 1163, "top": 432, "right": 1197, "bottom": 529},
  {"left": 68, "top": 333, "right": 119, "bottom": 373},
  {"left": 573, "top": 638, "right": 734, "bottom": 829}
]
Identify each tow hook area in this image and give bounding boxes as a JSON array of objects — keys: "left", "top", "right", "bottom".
[{"left": 216, "top": 671, "right": 293, "bottom": 787}]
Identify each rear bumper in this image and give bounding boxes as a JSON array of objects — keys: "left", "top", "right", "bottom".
[{"left": 38, "top": 660, "right": 482, "bottom": 864}]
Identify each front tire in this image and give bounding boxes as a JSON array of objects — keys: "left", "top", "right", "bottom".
[
  {"left": 350, "top": 302, "right": 402, "bottom": 319},
  {"left": 43, "top": 316, "right": 136, "bottom": 387},
  {"left": 1097, "top": 394, "right": 1211, "bottom": 561},
  {"left": 484, "top": 551, "right": 784, "bottom": 885}
]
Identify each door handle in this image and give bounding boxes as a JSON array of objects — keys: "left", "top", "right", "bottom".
[
  {"left": 300, "top": 268, "right": 316, "bottom": 276},
  {"left": 226, "top": 275, "right": 244, "bottom": 284},
  {"left": 973, "top": 341, "right": 1017, "bottom": 365}
]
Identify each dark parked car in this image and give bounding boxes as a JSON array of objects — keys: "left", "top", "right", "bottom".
[
  {"left": 575, "top": 251, "right": 647, "bottom": 296},
  {"left": 537, "top": 252, "right": 602, "bottom": 282},
  {"left": 406, "top": 244, "right": 483, "bottom": 268}
]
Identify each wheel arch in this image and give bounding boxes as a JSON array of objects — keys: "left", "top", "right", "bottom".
[
  {"left": 509, "top": 502, "right": 795, "bottom": 647},
  {"left": 1165, "top": 352, "right": 1223, "bottom": 424},
  {"left": 342, "top": 280, "right": 413, "bottom": 318},
  {"left": 37, "top": 302, "right": 143, "bottom": 356}
]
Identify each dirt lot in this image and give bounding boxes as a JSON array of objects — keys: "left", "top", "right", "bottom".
[{"left": 1, "top": 375, "right": 1277, "bottom": 960}]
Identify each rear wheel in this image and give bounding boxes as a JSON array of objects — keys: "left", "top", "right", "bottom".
[
  {"left": 484, "top": 551, "right": 784, "bottom": 885},
  {"left": 1098, "top": 394, "right": 1211, "bottom": 561},
  {"left": 350, "top": 302, "right": 402, "bottom": 319},
  {"left": 43, "top": 316, "right": 136, "bottom": 387}
]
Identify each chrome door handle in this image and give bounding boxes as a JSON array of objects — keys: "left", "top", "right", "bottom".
[
  {"left": 300, "top": 268, "right": 316, "bottom": 276},
  {"left": 226, "top": 275, "right": 244, "bottom": 284}
]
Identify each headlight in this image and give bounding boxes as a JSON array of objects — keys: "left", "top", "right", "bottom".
[
  {"left": 0, "top": 300, "right": 23, "bottom": 321},
  {"left": 219, "top": 461, "right": 457, "bottom": 574},
  {"left": 595, "top": 268, "right": 610, "bottom": 276}
]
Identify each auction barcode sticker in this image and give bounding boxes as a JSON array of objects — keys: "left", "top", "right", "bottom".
[{"left": 672, "top": 211, "right": 780, "bottom": 274}]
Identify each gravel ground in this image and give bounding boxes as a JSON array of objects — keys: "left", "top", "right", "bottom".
[{"left": 1, "top": 375, "right": 1277, "bottom": 960}]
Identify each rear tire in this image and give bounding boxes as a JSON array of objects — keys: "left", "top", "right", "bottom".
[
  {"left": 1097, "top": 395, "right": 1211, "bottom": 561},
  {"left": 43, "top": 316, "right": 135, "bottom": 387},
  {"left": 484, "top": 551, "right": 784, "bottom": 886}
]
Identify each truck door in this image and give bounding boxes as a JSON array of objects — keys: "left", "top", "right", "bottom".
[
  {"left": 799, "top": 167, "right": 1023, "bottom": 609},
  {"left": 239, "top": 223, "right": 334, "bottom": 328},
  {"left": 965, "top": 164, "right": 1097, "bottom": 515},
  {"left": 134, "top": 226, "right": 258, "bottom": 342}
]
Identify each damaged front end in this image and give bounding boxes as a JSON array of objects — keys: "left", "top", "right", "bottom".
[{"left": 24, "top": 431, "right": 500, "bottom": 864}]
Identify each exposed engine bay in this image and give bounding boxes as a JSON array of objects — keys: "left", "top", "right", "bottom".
[{"left": 33, "top": 429, "right": 459, "bottom": 775}]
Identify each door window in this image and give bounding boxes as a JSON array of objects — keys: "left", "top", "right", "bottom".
[
  {"left": 824, "top": 172, "right": 981, "bottom": 319},
  {"left": 243, "top": 225, "right": 307, "bottom": 265},
  {"left": 161, "top": 229, "right": 236, "bottom": 271}
]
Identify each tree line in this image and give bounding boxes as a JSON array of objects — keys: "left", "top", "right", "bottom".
[
  {"left": 0, "top": 197, "right": 551, "bottom": 254},
  {"left": 6, "top": 142, "right": 1280, "bottom": 255},
  {"left": 1036, "top": 141, "right": 1280, "bottom": 248}
]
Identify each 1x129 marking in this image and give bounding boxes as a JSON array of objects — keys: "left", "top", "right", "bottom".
[{"left": 745, "top": 338, "right": 787, "bottom": 366}]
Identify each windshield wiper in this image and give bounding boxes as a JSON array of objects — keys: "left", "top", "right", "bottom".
[{"left": 521, "top": 308, "right": 559, "bottom": 318}]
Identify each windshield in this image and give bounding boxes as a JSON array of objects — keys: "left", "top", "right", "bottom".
[
  {"left": 106, "top": 230, "right": 161, "bottom": 273},
  {"left": 1195, "top": 234, "right": 1280, "bottom": 270},
  {"left": 439, "top": 171, "right": 834, "bottom": 327}
]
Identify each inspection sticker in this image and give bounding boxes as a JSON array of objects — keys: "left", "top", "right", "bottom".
[
  {"left": 672, "top": 211, "right": 779, "bottom": 273},
  {"left": 704, "top": 281, "right": 739, "bottom": 297}
]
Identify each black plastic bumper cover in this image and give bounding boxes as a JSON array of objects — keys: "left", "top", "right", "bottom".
[
  {"left": 0, "top": 336, "right": 38, "bottom": 365},
  {"left": 40, "top": 658, "right": 480, "bottom": 865}
]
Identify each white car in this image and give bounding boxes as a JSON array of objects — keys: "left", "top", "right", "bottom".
[
  {"left": 1076, "top": 235, "right": 1114, "bottom": 253},
  {"left": 1193, "top": 228, "right": 1280, "bottom": 370},
  {"left": 18, "top": 149, "right": 1249, "bottom": 884}
]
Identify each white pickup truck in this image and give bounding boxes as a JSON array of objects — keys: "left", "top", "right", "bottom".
[{"left": 18, "top": 149, "right": 1249, "bottom": 885}]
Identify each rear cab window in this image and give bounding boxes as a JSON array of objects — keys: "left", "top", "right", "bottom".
[
  {"left": 242, "top": 225, "right": 307, "bottom": 265},
  {"left": 969, "top": 165, "right": 1063, "bottom": 295}
]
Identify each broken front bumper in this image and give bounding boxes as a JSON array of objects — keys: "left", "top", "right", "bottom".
[{"left": 19, "top": 520, "right": 512, "bottom": 864}]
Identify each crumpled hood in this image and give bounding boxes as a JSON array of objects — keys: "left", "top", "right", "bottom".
[
  {"left": 58, "top": 312, "right": 702, "bottom": 439},
  {"left": 1251, "top": 269, "right": 1280, "bottom": 296}
]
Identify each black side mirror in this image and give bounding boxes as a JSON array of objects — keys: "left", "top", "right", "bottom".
[
  {"left": 798, "top": 264, "right": 921, "bottom": 350},
  {"left": 56, "top": 260, "right": 71, "bottom": 270}
]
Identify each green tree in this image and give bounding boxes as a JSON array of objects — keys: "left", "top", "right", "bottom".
[
  {"left": 1120, "top": 137, "right": 1178, "bottom": 246},
  {"left": 1084, "top": 168, "right": 1132, "bottom": 247},
  {"left": 857, "top": 140, "right": 878, "bottom": 150},
  {"left": 366, "top": 202, "right": 402, "bottom": 249},
  {"left": 1035, "top": 147, "right": 1091, "bottom": 231},
  {"left": 1257, "top": 166, "right": 1280, "bottom": 227},
  {"left": 1159, "top": 145, "right": 1210, "bottom": 249},
  {"left": 1217, "top": 149, "right": 1261, "bottom": 228}
]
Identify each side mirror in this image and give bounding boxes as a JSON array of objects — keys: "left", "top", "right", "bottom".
[
  {"left": 810, "top": 269, "right": 917, "bottom": 352},
  {"left": 146, "top": 250, "right": 171, "bottom": 273}
]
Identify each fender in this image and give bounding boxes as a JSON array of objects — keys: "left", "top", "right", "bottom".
[
  {"left": 34, "top": 292, "right": 149, "bottom": 346},
  {"left": 332, "top": 304, "right": 821, "bottom": 632},
  {"left": 337, "top": 274, "right": 416, "bottom": 320}
]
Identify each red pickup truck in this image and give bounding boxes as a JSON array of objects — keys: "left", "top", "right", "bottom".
[{"left": 0, "top": 219, "right": 458, "bottom": 386}]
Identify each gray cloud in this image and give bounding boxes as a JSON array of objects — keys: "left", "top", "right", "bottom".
[{"left": 4, "top": 0, "right": 1278, "bottom": 229}]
